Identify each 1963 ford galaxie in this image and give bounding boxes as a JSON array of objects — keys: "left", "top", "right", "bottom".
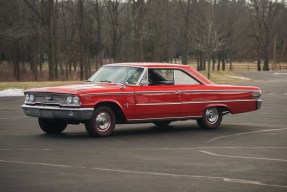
[{"left": 22, "top": 63, "right": 262, "bottom": 137}]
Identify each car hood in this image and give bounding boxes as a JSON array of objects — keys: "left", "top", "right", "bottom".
[{"left": 25, "top": 83, "right": 124, "bottom": 95}]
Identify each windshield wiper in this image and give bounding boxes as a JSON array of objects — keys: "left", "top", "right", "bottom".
[{"left": 99, "top": 80, "right": 113, "bottom": 83}]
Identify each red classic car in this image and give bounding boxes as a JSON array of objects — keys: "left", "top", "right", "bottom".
[{"left": 22, "top": 63, "right": 262, "bottom": 137}]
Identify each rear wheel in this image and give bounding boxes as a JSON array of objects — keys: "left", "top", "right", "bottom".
[
  {"left": 153, "top": 121, "right": 172, "bottom": 127},
  {"left": 85, "top": 106, "right": 116, "bottom": 137},
  {"left": 38, "top": 118, "right": 67, "bottom": 134},
  {"left": 197, "top": 107, "right": 222, "bottom": 129}
]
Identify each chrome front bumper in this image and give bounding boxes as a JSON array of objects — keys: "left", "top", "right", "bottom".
[
  {"left": 256, "top": 99, "right": 262, "bottom": 110},
  {"left": 22, "top": 104, "right": 94, "bottom": 120}
]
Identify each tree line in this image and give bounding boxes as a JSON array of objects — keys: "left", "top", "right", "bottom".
[{"left": 0, "top": 0, "right": 286, "bottom": 81}]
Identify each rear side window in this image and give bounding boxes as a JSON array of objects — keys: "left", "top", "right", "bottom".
[{"left": 174, "top": 70, "right": 200, "bottom": 85}]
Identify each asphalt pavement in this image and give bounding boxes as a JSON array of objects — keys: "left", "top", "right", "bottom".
[{"left": 0, "top": 71, "right": 287, "bottom": 192}]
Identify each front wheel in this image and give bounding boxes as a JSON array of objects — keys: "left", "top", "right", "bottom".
[
  {"left": 38, "top": 118, "right": 67, "bottom": 134},
  {"left": 197, "top": 107, "right": 222, "bottom": 129},
  {"left": 85, "top": 106, "right": 116, "bottom": 137}
]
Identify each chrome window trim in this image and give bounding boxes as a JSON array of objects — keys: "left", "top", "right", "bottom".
[
  {"left": 142, "top": 67, "right": 204, "bottom": 86},
  {"left": 137, "top": 68, "right": 148, "bottom": 85}
]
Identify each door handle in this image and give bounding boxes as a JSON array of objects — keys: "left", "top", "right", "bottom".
[{"left": 174, "top": 91, "right": 181, "bottom": 94}]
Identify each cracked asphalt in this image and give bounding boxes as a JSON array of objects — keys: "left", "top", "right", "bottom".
[{"left": 0, "top": 71, "right": 287, "bottom": 192}]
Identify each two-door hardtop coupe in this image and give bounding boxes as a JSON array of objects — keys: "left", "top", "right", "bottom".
[{"left": 22, "top": 63, "right": 262, "bottom": 137}]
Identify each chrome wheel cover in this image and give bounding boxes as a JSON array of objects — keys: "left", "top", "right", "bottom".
[
  {"left": 206, "top": 107, "right": 219, "bottom": 124},
  {"left": 95, "top": 112, "right": 111, "bottom": 132}
]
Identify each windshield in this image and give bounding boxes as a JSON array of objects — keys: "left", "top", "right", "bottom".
[{"left": 88, "top": 66, "right": 144, "bottom": 85}]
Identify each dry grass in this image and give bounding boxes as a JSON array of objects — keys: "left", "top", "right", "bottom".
[
  {"left": 0, "top": 81, "right": 82, "bottom": 91},
  {"left": 199, "top": 71, "right": 252, "bottom": 84}
]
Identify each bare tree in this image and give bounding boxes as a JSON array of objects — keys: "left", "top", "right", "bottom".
[
  {"left": 105, "top": 0, "right": 123, "bottom": 62},
  {"left": 249, "top": 0, "right": 278, "bottom": 71},
  {"left": 131, "top": 0, "right": 146, "bottom": 61},
  {"left": 193, "top": 1, "right": 224, "bottom": 79},
  {"left": 180, "top": 0, "right": 193, "bottom": 65}
]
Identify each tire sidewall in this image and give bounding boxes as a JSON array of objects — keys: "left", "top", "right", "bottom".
[{"left": 199, "top": 107, "right": 222, "bottom": 129}]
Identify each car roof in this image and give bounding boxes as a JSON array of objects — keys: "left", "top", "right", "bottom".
[
  {"left": 103, "top": 62, "right": 213, "bottom": 84},
  {"left": 104, "top": 62, "right": 190, "bottom": 69}
]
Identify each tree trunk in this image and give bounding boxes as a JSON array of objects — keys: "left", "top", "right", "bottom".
[
  {"left": 13, "top": 40, "right": 20, "bottom": 81},
  {"left": 222, "top": 50, "right": 225, "bottom": 71},
  {"left": 47, "top": 0, "right": 58, "bottom": 80},
  {"left": 229, "top": 52, "right": 232, "bottom": 71},
  {"left": 182, "top": 0, "right": 191, "bottom": 65},
  {"left": 95, "top": 0, "right": 103, "bottom": 69},
  {"left": 207, "top": 53, "right": 211, "bottom": 80},
  {"left": 217, "top": 52, "right": 221, "bottom": 71},
  {"left": 257, "top": 58, "right": 261, "bottom": 71},
  {"left": 212, "top": 54, "right": 215, "bottom": 71},
  {"left": 196, "top": 51, "right": 200, "bottom": 71},
  {"left": 263, "top": 47, "right": 269, "bottom": 71}
]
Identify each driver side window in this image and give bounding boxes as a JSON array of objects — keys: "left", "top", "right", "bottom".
[{"left": 147, "top": 69, "right": 174, "bottom": 85}]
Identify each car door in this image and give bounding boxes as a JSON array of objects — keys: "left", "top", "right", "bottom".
[
  {"left": 174, "top": 69, "right": 203, "bottom": 117},
  {"left": 133, "top": 69, "right": 181, "bottom": 120}
]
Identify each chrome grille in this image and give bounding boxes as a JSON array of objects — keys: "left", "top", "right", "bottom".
[{"left": 33, "top": 92, "right": 68, "bottom": 105}]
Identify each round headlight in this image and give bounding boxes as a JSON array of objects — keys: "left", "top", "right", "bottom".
[
  {"left": 73, "top": 96, "right": 80, "bottom": 105},
  {"left": 67, "top": 95, "right": 73, "bottom": 104},
  {"left": 25, "top": 94, "right": 30, "bottom": 101},
  {"left": 29, "top": 94, "right": 35, "bottom": 102}
]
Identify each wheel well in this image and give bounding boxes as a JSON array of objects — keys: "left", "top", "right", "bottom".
[
  {"left": 205, "top": 105, "right": 231, "bottom": 115},
  {"left": 94, "top": 102, "right": 127, "bottom": 123},
  {"left": 217, "top": 106, "right": 231, "bottom": 115}
]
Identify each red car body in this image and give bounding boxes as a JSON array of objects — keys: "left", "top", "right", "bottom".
[{"left": 22, "top": 63, "right": 262, "bottom": 137}]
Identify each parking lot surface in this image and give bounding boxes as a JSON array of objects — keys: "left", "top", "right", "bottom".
[{"left": 0, "top": 72, "right": 286, "bottom": 192}]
